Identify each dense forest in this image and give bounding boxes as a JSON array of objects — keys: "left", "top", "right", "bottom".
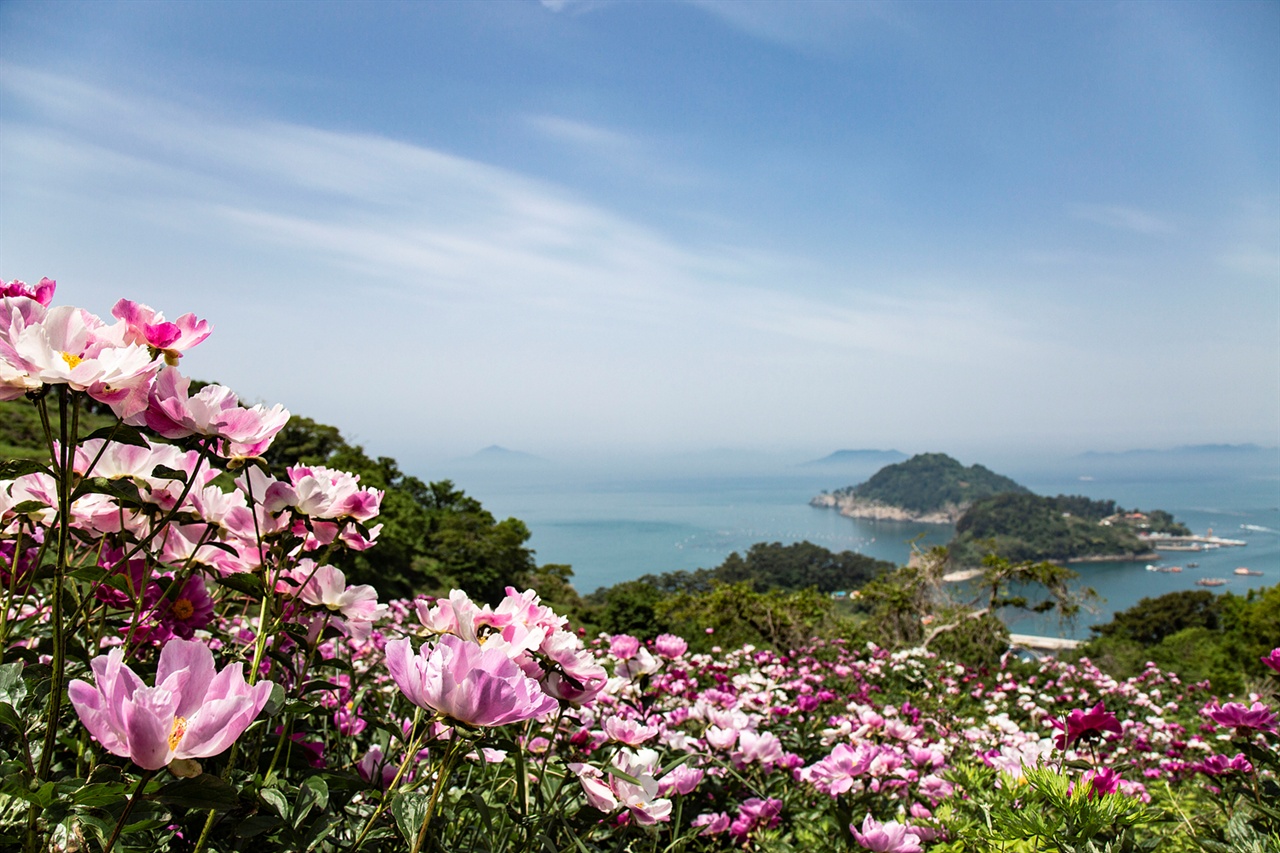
[
  {"left": 949, "top": 492, "right": 1189, "bottom": 565},
  {"left": 824, "top": 452, "right": 1029, "bottom": 514}
]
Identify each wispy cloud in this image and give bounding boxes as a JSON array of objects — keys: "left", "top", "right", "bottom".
[
  {"left": 1070, "top": 204, "right": 1176, "bottom": 235},
  {"left": 0, "top": 65, "right": 1043, "bottom": 454},
  {"left": 687, "top": 0, "right": 903, "bottom": 54}
]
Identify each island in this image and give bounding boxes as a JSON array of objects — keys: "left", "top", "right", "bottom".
[
  {"left": 813, "top": 452, "right": 1193, "bottom": 567},
  {"left": 810, "top": 452, "right": 1029, "bottom": 523}
]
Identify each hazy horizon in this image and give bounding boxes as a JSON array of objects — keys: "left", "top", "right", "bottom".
[{"left": 2, "top": 1, "right": 1276, "bottom": 465}]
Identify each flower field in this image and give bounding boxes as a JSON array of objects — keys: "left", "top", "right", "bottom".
[{"left": 1, "top": 280, "right": 1277, "bottom": 852}]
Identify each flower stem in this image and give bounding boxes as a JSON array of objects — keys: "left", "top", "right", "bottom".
[
  {"left": 103, "top": 770, "right": 156, "bottom": 853},
  {"left": 412, "top": 737, "right": 464, "bottom": 853}
]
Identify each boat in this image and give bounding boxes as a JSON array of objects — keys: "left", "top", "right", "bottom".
[
  {"left": 1186, "top": 562, "right": 1198, "bottom": 568},
  {"left": 1196, "top": 578, "right": 1228, "bottom": 587},
  {"left": 1234, "top": 567, "right": 1263, "bottom": 577}
]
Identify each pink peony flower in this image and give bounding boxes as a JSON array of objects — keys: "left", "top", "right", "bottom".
[
  {"left": 384, "top": 634, "right": 558, "bottom": 727},
  {"left": 1050, "top": 702, "right": 1122, "bottom": 749},
  {"left": 138, "top": 367, "right": 289, "bottom": 459},
  {"left": 653, "top": 633, "right": 688, "bottom": 659},
  {"left": 1261, "top": 648, "right": 1280, "bottom": 674},
  {"left": 1204, "top": 701, "right": 1279, "bottom": 735},
  {"left": 111, "top": 299, "right": 211, "bottom": 363},
  {"left": 1, "top": 277, "right": 56, "bottom": 306},
  {"left": 68, "top": 638, "right": 274, "bottom": 771},
  {"left": 850, "top": 814, "right": 923, "bottom": 853}
]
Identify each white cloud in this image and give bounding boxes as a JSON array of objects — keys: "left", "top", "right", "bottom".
[
  {"left": 687, "top": 0, "right": 902, "bottom": 54},
  {"left": 1070, "top": 204, "right": 1176, "bottom": 235}
]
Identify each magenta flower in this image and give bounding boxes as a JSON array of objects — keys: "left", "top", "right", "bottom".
[
  {"left": 69, "top": 638, "right": 274, "bottom": 771},
  {"left": 1205, "top": 701, "right": 1279, "bottom": 735},
  {"left": 1262, "top": 648, "right": 1280, "bottom": 674},
  {"left": 1, "top": 277, "right": 56, "bottom": 305},
  {"left": 159, "top": 575, "right": 215, "bottom": 640},
  {"left": 111, "top": 298, "right": 211, "bottom": 363},
  {"left": 850, "top": 814, "right": 923, "bottom": 853},
  {"left": 1051, "top": 701, "right": 1123, "bottom": 749},
  {"left": 653, "top": 633, "right": 688, "bottom": 659},
  {"left": 384, "top": 634, "right": 558, "bottom": 727}
]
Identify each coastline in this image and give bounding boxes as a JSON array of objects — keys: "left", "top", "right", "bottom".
[{"left": 810, "top": 494, "right": 961, "bottom": 524}]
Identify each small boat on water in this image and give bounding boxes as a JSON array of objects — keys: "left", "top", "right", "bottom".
[
  {"left": 1197, "top": 578, "right": 1228, "bottom": 587},
  {"left": 1186, "top": 562, "right": 1199, "bottom": 568},
  {"left": 1234, "top": 567, "right": 1263, "bottom": 576}
]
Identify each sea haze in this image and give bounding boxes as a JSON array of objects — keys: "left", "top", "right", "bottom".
[{"left": 430, "top": 447, "right": 1280, "bottom": 638}]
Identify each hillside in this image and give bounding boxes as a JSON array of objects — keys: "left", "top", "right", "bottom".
[
  {"left": 811, "top": 452, "right": 1030, "bottom": 523},
  {"left": 948, "top": 492, "right": 1182, "bottom": 566}
]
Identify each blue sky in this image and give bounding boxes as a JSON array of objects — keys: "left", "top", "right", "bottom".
[{"left": 1, "top": 0, "right": 1276, "bottom": 469}]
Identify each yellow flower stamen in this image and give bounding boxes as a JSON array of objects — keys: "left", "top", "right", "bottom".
[
  {"left": 171, "top": 598, "right": 194, "bottom": 620},
  {"left": 169, "top": 716, "right": 188, "bottom": 751},
  {"left": 61, "top": 351, "right": 84, "bottom": 369}
]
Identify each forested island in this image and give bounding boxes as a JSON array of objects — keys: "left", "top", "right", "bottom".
[
  {"left": 814, "top": 452, "right": 1191, "bottom": 566},
  {"left": 811, "top": 452, "right": 1029, "bottom": 522}
]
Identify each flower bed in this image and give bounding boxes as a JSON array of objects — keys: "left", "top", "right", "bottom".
[{"left": 1, "top": 280, "right": 1276, "bottom": 852}]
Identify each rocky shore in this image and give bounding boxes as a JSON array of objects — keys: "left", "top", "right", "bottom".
[{"left": 810, "top": 493, "right": 962, "bottom": 524}]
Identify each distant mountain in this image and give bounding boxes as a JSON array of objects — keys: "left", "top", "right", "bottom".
[
  {"left": 1078, "top": 444, "right": 1277, "bottom": 459},
  {"left": 812, "top": 452, "right": 1029, "bottom": 523},
  {"left": 800, "top": 449, "right": 908, "bottom": 467},
  {"left": 456, "top": 445, "right": 550, "bottom": 466}
]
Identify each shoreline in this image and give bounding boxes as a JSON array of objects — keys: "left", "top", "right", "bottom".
[{"left": 810, "top": 494, "right": 961, "bottom": 524}]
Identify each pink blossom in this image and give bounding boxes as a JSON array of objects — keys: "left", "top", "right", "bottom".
[
  {"left": 1, "top": 277, "right": 56, "bottom": 306},
  {"left": 604, "top": 716, "right": 659, "bottom": 746},
  {"left": 358, "top": 745, "right": 397, "bottom": 789},
  {"left": 1050, "top": 702, "right": 1122, "bottom": 748},
  {"left": 138, "top": 367, "right": 288, "bottom": 459},
  {"left": 653, "top": 633, "right": 688, "bottom": 659},
  {"left": 3, "top": 304, "right": 159, "bottom": 414},
  {"left": 692, "top": 812, "right": 730, "bottom": 835},
  {"left": 111, "top": 299, "right": 211, "bottom": 363},
  {"left": 850, "top": 814, "right": 923, "bottom": 853},
  {"left": 384, "top": 634, "right": 558, "bottom": 727},
  {"left": 729, "top": 797, "right": 782, "bottom": 840},
  {"left": 68, "top": 638, "right": 274, "bottom": 771},
  {"left": 659, "top": 764, "right": 705, "bottom": 796},
  {"left": 610, "top": 634, "right": 641, "bottom": 659},
  {"left": 282, "top": 562, "right": 387, "bottom": 638},
  {"left": 159, "top": 575, "right": 215, "bottom": 639},
  {"left": 1204, "top": 701, "right": 1279, "bottom": 735},
  {"left": 1261, "top": 648, "right": 1280, "bottom": 674},
  {"left": 804, "top": 742, "right": 877, "bottom": 796}
]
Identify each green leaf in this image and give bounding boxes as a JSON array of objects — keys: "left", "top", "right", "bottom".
[
  {"left": 82, "top": 423, "right": 151, "bottom": 448},
  {"left": 71, "top": 781, "right": 132, "bottom": 808},
  {"left": 391, "top": 791, "right": 429, "bottom": 843},
  {"left": 259, "top": 786, "right": 290, "bottom": 820},
  {"left": 293, "top": 775, "right": 328, "bottom": 828},
  {"left": 215, "top": 573, "right": 266, "bottom": 599},
  {"left": 153, "top": 774, "right": 239, "bottom": 811},
  {"left": 149, "top": 464, "right": 188, "bottom": 483},
  {"left": 233, "top": 814, "right": 283, "bottom": 839},
  {"left": 262, "top": 682, "right": 288, "bottom": 717},
  {"left": 0, "top": 662, "right": 27, "bottom": 707},
  {"left": 0, "top": 459, "right": 49, "bottom": 478},
  {"left": 0, "top": 702, "right": 24, "bottom": 734}
]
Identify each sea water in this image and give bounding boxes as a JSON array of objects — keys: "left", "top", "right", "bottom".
[{"left": 433, "top": 455, "right": 1280, "bottom": 640}]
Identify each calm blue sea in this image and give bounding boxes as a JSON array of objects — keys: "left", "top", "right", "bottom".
[{"left": 433, "top": 452, "right": 1280, "bottom": 640}]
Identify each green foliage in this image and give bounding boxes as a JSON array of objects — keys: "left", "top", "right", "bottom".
[
  {"left": 1075, "top": 585, "right": 1280, "bottom": 693},
  {"left": 652, "top": 541, "right": 892, "bottom": 596},
  {"left": 587, "top": 542, "right": 891, "bottom": 641},
  {"left": 1090, "top": 590, "right": 1221, "bottom": 646},
  {"left": 951, "top": 493, "right": 1160, "bottom": 565},
  {"left": 831, "top": 452, "right": 1029, "bottom": 515},
  {"left": 1, "top": 400, "right": 543, "bottom": 604},
  {"left": 655, "top": 582, "right": 846, "bottom": 653}
]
